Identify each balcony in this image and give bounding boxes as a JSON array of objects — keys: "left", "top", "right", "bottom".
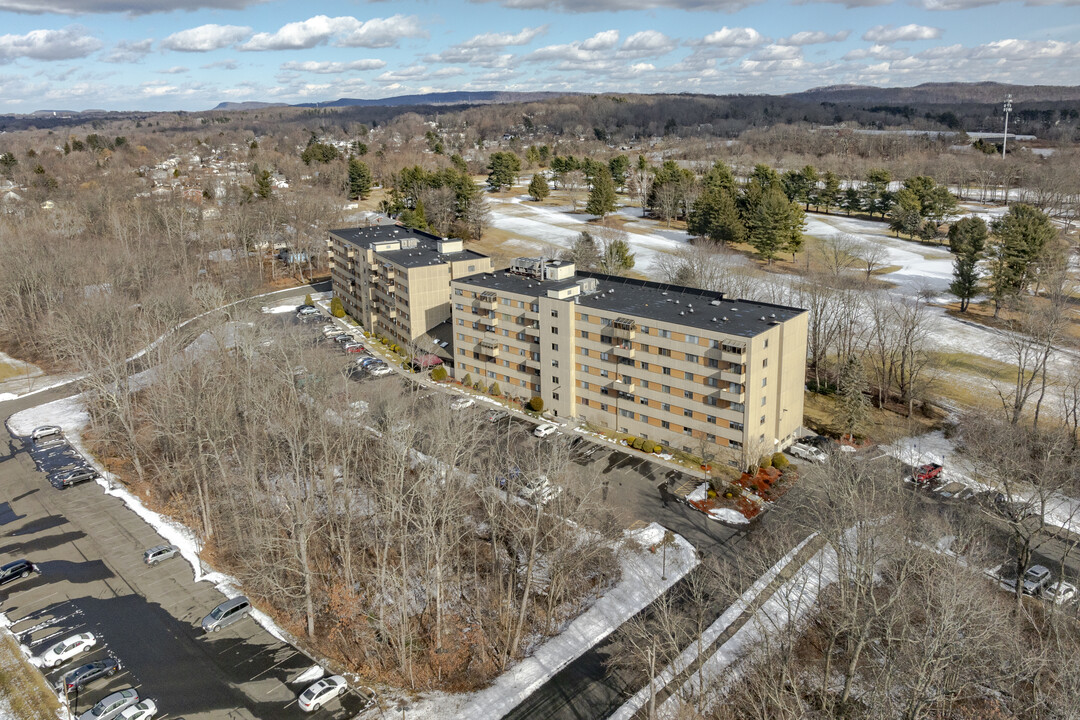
[
  {"left": 720, "top": 370, "right": 743, "bottom": 384},
  {"left": 525, "top": 357, "right": 541, "bottom": 372},
  {"left": 475, "top": 290, "right": 498, "bottom": 310},
  {"left": 612, "top": 317, "right": 637, "bottom": 340},
  {"left": 477, "top": 313, "right": 499, "bottom": 328},
  {"left": 612, "top": 378, "right": 636, "bottom": 394},
  {"left": 386, "top": 307, "right": 398, "bottom": 320},
  {"left": 718, "top": 387, "right": 744, "bottom": 403},
  {"left": 613, "top": 343, "right": 635, "bottom": 359},
  {"left": 720, "top": 348, "right": 746, "bottom": 365},
  {"left": 478, "top": 339, "right": 501, "bottom": 358}
]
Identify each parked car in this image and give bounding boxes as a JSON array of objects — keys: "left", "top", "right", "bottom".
[
  {"left": 201, "top": 596, "right": 251, "bottom": 633},
  {"left": 77, "top": 688, "right": 139, "bottom": 720},
  {"left": 297, "top": 305, "right": 319, "bottom": 316},
  {"left": 519, "top": 475, "right": 562, "bottom": 505},
  {"left": 57, "top": 658, "right": 121, "bottom": 694},
  {"left": 788, "top": 442, "right": 827, "bottom": 463},
  {"left": 119, "top": 699, "right": 157, "bottom": 720},
  {"left": 1043, "top": 581, "right": 1077, "bottom": 605},
  {"left": 485, "top": 409, "right": 510, "bottom": 423},
  {"left": 48, "top": 467, "right": 100, "bottom": 490},
  {"left": 31, "top": 425, "right": 64, "bottom": 448},
  {"left": 913, "top": 463, "right": 943, "bottom": 484},
  {"left": 450, "top": 397, "right": 475, "bottom": 411},
  {"left": 0, "top": 559, "right": 40, "bottom": 587},
  {"left": 298, "top": 675, "right": 348, "bottom": 712},
  {"left": 334, "top": 334, "right": 354, "bottom": 344},
  {"left": 369, "top": 364, "right": 392, "bottom": 377},
  {"left": 343, "top": 342, "right": 366, "bottom": 353},
  {"left": 533, "top": 423, "right": 558, "bottom": 438},
  {"left": 40, "top": 632, "right": 97, "bottom": 668},
  {"left": 143, "top": 544, "right": 179, "bottom": 566},
  {"left": 1022, "top": 565, "right": 1052, "bottom": 595}
]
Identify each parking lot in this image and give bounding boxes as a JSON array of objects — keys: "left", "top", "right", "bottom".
[{"left": 1, "top": 392, "right": 377, "bottom": 719}]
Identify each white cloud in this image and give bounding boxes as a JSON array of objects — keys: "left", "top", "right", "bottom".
[
  {"left": 698, "top": 27, "right": 767, "bottom": 48},
  {"left": 158, "top": 66, "right": 189, "bottom": 74},
  {"left": 844, "top": 43, "right": 907, "bottom": 60},
  {"left": 527, "top": 30, "right": 622, "bottom": 63},
  {"left": 201, "top": 59, "right": 238, "bottom": 70},
  {"left": 0, "top": 0, "right": 264, "bottom": 14},
  {"left": 162, "top": 24, "right": 251, "bottom": 52},
  {"left": 749, "top": 44, "right": 803, "bottom": 61},
  {"left": 239, "top": 14, "right": 425, "bottom": 51},
  {"left": 619, "top": 31, "right": 677, "bottom": 58},
  {"left": 777, "top": 30, "right": 850, "bottom": 46},
  {"left": 919, "top": 0, "right": 1079, "bottom": 8},
  {"left": 431, "top": 67, "right": 466, "bottom": 78},
  {"left": 461, "top": 26, "right": 547, "bottom": 48},
  {"left": 101, "top": 38, "right": 153, "bottom": 63},
  {"left": 472, "top": 0, "right": 761, "bottom": 12},
  {"left": 280, "top": 59, "right": 387, "bottom": 73},
  {"left": 376, "top": 65, "right": 428, "bottom": 84},
  {"left": 0, "top": 27, "right": 102, "bottom": 62},
  {"left": 582, "top": 29, "right": 620, "bottom": 51},
  {"left": 862, "top": 24, "right": 942, "bottom": 43}
]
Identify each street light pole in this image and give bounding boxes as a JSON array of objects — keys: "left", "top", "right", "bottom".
[{"left": 1001, "top": 95, "right": 1013, "bottom": 160}]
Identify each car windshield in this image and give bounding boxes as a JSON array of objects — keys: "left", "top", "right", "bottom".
[{"left": 209, "top": 606, "right": 224, "bottom": 619}]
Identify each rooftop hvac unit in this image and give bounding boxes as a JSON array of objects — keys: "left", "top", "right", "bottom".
[
  {"left": 576, "top": 277, "right": 599, "bottom": 295},
  {"left": 509, "top": 257, "right": 545, "bottom": 279}
]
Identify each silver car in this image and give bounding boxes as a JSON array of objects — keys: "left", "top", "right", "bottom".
[
  {"left": 77, "top": 688, "right": 139, "bottom": 720},
  {"left": 143, "top": 544, "right": 179, "bottom": 566},
  {"left": 201, "top": 596, "right": 251, "bottom": 632}
]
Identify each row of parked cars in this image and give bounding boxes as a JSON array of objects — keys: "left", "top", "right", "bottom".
[
  {"left": 29, "top": 426, "right": 102, "bottom": 489},
  {"left": 1017, "top": 564, "right": 1077, "bottom": 605}
]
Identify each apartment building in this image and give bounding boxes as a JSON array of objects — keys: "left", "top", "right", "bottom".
[
  {"left": 329, "top": 225, "right": 493, "bottom": 346},
  {"left": 451, "top": 258, "right": 808, "bottom": 467}
]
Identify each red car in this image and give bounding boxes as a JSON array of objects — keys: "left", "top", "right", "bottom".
[
  {"left": 343, "top": 343, "right": 367, "bottom": 353},
  {"left": 913, "top": 463, "right": 943, "bottom": 483}
]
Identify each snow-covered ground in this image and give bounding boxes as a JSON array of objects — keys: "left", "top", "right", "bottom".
[{"left": 406, "top": 523, "right": 699, "bottom": 720}]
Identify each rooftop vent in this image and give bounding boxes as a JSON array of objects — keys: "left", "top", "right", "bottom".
[
  {"left": 679, "top": 311, "right": 685, "bottom": 316},
  {"left": 770, "top": 313, "right": 776, "bottom": 318},
  {"left": 661, "top": 291, "right": 668, "bottom": 296},
  {"left": 710, "top": 299, "right": 721, "bottom": 306},
  {"left": 761, "top": 316, "right": 766, "bottom": 321},
  {"left": 723, "top": 316, "right": 729, "bottom": 322},
  {"left": 711, "top": 317, "right": 717, "bottom": 322}
]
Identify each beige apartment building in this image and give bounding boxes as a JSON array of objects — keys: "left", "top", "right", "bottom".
[
  {"left": 451, "top": 258, "right": 808, "bottom": 468},
  {"left": 329, "top": 225, "right": 493, "bottom": 347}
]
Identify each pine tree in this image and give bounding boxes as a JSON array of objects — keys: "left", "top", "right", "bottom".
[
  {"left": 527, "top": 173, "right": 550, "bottom": 201},
  {"left": 747, "top": 186, "right": 802, "bottom": 264},
  {"left": 598, "top": 235, "right": 636, "bottom": 276},
  {"left": 586, "top": 167, "right": 617, "bottom": 218},
  {"left": 347, "top": 158, "right": 372, "bottom": 200},
  {"left": 836, "top": 355, "right": 869, "bottom": 443},
  {"left": 688, "top": 186, "right": 745, "bottom": 245},
  {"left": 819, "top": 171, "right": 841, "bottom": 214},
  {"left": 842, "top": 187, "right": 862, "bottom": 216},
  {"left": 486, "top": 151, "right": 521, "bottom": 191},
  {"left": 303, "top": 293, "right": 313, "bottom": 307}
]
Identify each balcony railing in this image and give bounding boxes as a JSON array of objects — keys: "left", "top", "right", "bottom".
[
  {"left": 613, "top": 343, "right": 635, "bottom": 359},
  {"left": 612, "top": 317, "right": 637, "bottom": 340},
  {"left": 478, "top": 339, "right": 500, "bottom": 358},
  {"left": 475, "top": 291, "right": 498, "bottom": 309}
]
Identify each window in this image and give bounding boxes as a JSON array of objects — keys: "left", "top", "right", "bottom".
[
  {"left": 551, "top": 327, "right": 558, "bottom": 335},
  {"left": 551, "top": 309, "right": 559, "bottom": 318},
  {"left": 706, "top": 377, "right": 718, "bottom": 388},
  {"left": 553, "top": 392, "right": 559, "bottom": 401},
  {"left": 662, "top": 384, "right": 671, "bottom": 393},
  {"left": 458, "top": 348, "right": 465, "bottom": 355},
  {"left": 684, "top": 371, "right": 694, "bottom": 381},
  {"left": 580, "top": 363, "right": 588, "bottom": 372},
  {"left": 641, "top": 326, "right": 650, "bottom": 333},
  {"left": 518, "top": 301, "right": 525, "bottom": 309},
  {"left": 705, "top": 397, "right": 718, "bottom": 407},
  {"left": 731, "top": 422, "right": 744, "bottom": 432},
  {"left": 686, "top": 334, "right": 698, "bottom": 344},
  {"left": 729, "top": 383, "right": 743, "bottom": 393},
  {"left": 760, "top": 433, "right": 765, "bottom": 442},
  {"left": 457, "top": 332, "right": 465, "bottom": 340},
  {"left": 639, "top": 397, "right": 649, "bottom": 405},
  {"left": 658, "top": 347, "right": 671, "bottom": 357},
  {"left": 502, "top": 298, "right": 511, "bottom": 306},
  {"left": 455, "top": 303, "right": 463, "bottom": 311},
  {"left": 531, "top": 303, "right": 539, "bottom": 312},
  {"left": 468, "top": 264, "right": 476, "bottom": 272},
  {"left": 661, "top": 403, "right": 671, "bottom": 412},
  {"left": 488, "top": 371, "right": 496, "bottom": 379},
  {"left": 659, "top": 329, "right": 671, "bottom": 339},
  {"left": 503, "top": 329, "right": 509, "bottom": 336},
  {"left": 471, "top": 321, "right": 478, "bottom": 330},
  {"left": 661, "top": 420, "right": 670, "bottom": 429},
  {"left": 686, "top": 353, "right": 699, "bottom": 364},
  {"left": 731, "top": 402, "right": 745, "bottom": 412},
  {"left": 455, "top": 288, "right": 463, "bottom": 296},
  {"left": 581, "top": 381, "right": 589, "bottom": 391},
  {"left": 662, "top": 367, "right": 671, "bottom": 376},
  {"left": 640, "top": 361, "right": 649, "bottom": 370},
  {"left": 762, "top": 377, "right": 767, "bottom": 387},
  {"left": 552, "top": 360, "right": 559, "bottom": 368},
  {"left": 580, "top": 330, "right": 589, "bottom": 339},
  {"left": 552, "top": 343, "right": 559, "bottom": 351},
  {"left": 731, "top": 440, "right": 743, "bottom": 449},
  {"left": 640, "top": 379, "right": 649, "bottom": 389},
  {"left": 620, "top": 408, "right": 635, "bottom": 419},
  {"left": 580, "top": 313, "right": 589, "bottom": 322},
  {"left": 764, "top": 338, "right": 769, "bottom": 348},
  {"left": 760, "top": 415, "right": 766, "bottom": 425},
  {"left": 761, "top": 396, "right": 767, "bottom": 406},
  {"left": 600, "top": 369, "right": 609, "bottom": 378},
  {"left": 553, "top": 376, "right": 560, "bottom": 384},
  {"left": 684, "top": 390, "right": 693, "bottom": 399},
  {"left": 707, "top": 415, "right": 716, "bottom": 424},
  {"left": 601, "top": 317, "right": 612, "bottom": 326},
  {"left": 684, "top": 409, "right": 693, "bottom": 418},
  {"left": 580, "top": 347, "right": 589, "bottom": 357},
  {"left": 600, "top": 403, "right": 609, "bottom": 412},
  {"left": 763, "top": 358, "right": 768, "bottom": 368}
]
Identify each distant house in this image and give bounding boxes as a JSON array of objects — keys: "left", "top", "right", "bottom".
[{"left": 277, "top": 249, "right": 309, "bottom": 264}]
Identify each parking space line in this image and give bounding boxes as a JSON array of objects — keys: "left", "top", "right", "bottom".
[{"left": 249, "top": 649, "right": 299, "bottom": 682}]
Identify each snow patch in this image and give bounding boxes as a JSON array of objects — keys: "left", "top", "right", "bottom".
[{"left": 295, "top": 665, "right": 325, "bottom": 684}]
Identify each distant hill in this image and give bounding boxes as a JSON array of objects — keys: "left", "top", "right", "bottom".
[
  {"left": 289, "top": 91, "right": 573, "bottom": 109},
  {"left": 789, "top": 82, "right": 1080, "bottom": 104},
  {"left": 211, "top": 101, "right": 288, "bottom": 111}
]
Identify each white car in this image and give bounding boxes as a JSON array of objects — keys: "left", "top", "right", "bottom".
[
  {"left": 298, "top": 675, "right": 348, "bottom": 712},
  {"left": 533, "top": 423, "right": 558, "bottom": 438},
  {"left": 788, "top": 442, "right": 827, "bottom": 463},
  {"left": 297, "top": 306, "right": 319, "bottom": 316},
  {"left": 519, "top": 475, "right": 563, "bottom": 505},
  {"left": 119, "top": 700, "right": 158, "bottom": 720},
  {"left": 1043, "top": 581, "right": 1077, "bottom": 605},
  {"left": 40, "top": 632, "right": 97, "bottom": 668},
  {"left": 369, "top": 365, "right": 393, "bottom": 377},
  {"left": 450, "top": 397, "right": 475, "bottom": 411}
]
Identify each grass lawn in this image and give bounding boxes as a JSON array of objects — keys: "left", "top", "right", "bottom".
[
  {"left": 803, "top": 390, "right": 945, "bottom": 445},
  {"left": 0, "top": 632, "right": 62, "bottom": 720}
]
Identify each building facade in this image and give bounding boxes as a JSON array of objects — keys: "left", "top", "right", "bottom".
[
  {"left": 451, "top": 258, "right": 808, "bottom": 467},
  {"left": 329, "top": 225, "right": 493, "bottom": 347}
]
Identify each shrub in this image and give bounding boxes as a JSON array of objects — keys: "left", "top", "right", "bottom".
[
  {"left": 330, "top": 296, "right": 345, "bottom": 318},
  {"left": 303, "top": 293, "right": 313, "bottom": 307},
  {"left": 489, "top": 382, "right": 501, "bottom": 396},
  {"left": 528, "top": 396, "right": 544, "bottom": 412},
  {"left": 642, "top": 440, "right": 656, "bottom": 453},
  {"left": 476, "top": 381, "right": 487, "bottom": 393},
  {"left": 759, "top": 456, "right": 773, "bottom": 469},
  {"left": 653, "top": 444, "right": 664, "bottom": 454},
  {"left": 461, "top": 373, "right": 472, "bottom": 387},
  {"left": 632, "top": 437, "right": 644, "bottom": 450},
  {"left": 430, "top": 366, "right": 448, "bottom": 382},
  {"left": 771, "top": 452, "right": 789, "bottom": 470}
]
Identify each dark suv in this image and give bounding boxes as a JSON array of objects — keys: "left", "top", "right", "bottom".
[
  {"left": 0, "top": 559, "right": 40, "bottom": 586},
  {"left": 57, "top": 657, "right": 121, "bottom": 694}
]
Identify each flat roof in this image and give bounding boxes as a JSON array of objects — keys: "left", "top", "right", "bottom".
[
  {"left": 455, "top": 270, "right": 806, "bottom": 338},
  {"left": 330, "top": 224, "right": 487, "bottom": 269}
]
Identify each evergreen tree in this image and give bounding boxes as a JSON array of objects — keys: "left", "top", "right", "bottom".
[
  {"left": 527, "top": 173, "right": 550, "bottom": 201},
  {"left": 862, "top": 168, "right": 892, "bottom": 217},
  {"left": 948, "top": 216, "right": 988, "bottom": 312},
  {"left": 818, "top": 171, "right": 841, "bottom": 214},
  {"left": 842, "top": 187, "right": 862, "bottom": 215},
  {"left": 347, "top": 158, "right": 372, "bottom": 200},
  {"left": 253, "top": 166, "right": 272, "bottom": 199},
  {"left": 688, "top": 186, "right": 745, "bottom": 246},
  {"left": 836, "top": 355, "right": 870, "bottom": 443},
  {"left": 586, "top": 167, "right": 617, "bottom": 218},
  {"left": 597, "top": 234, "right": 636, "bottom": 275},
  {"left": 303, "top": 293, "right": 313, "bottom": 307},
  {"left": 701, "top": 160, "right": 737, "bottom": 194},
  {"left": 561, "top": 231, "right": 601, "bottom": 270},
  {"left": 986, "top": 204, "right": 1057, "bottom": 316},
  {"left": 747, "top": 186, "right": 803, "bottom": 264},
  {"left": 330, "top": 297, "right": 346, "bottom": 318},
  {"left": 888, "top": 188, "right": 923, "bottom": 238},
  {"left": 799, "top": 165, "right": 818, "bottom": 210},
  {"left": 608, "top": 154, "right": 630, "bottom": 188},
  {"left": 486, "top": 151, "right": 521, "bottom": 191}
]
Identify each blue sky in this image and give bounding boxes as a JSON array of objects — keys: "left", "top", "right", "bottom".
[{"left": 0, "top": 0, "right": 1076, "bottom": 112}]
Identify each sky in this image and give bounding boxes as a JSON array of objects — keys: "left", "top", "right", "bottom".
[{"left": 0, "top": 0, "right": 1077, "bottom": 113}]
